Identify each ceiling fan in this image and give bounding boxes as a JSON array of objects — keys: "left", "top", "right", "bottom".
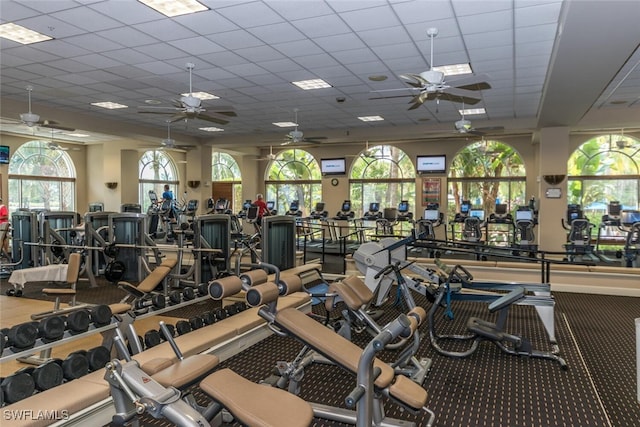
[
  {"left": 370, "top": 28, "right": 491, "bottom": 110},
  {"left": 15, "top": 86, "right": 75, "bottom": 131},
  {"left": 454, "top": 108, "right": 503, "bottom": 136},
  {"left": 159, "top": 120, "right": 195, "bottom": 152},
  {"left": 138, "top": 63, "right": 237, "bottom": 125},
  {"left": 46, "top": 129, "right": 80, "bottom": 151},
  {"left": 255, "top": 145, "right": 277, "bottom": 161},
  {"left": 281, "top": 108, "right": 327, "bottom": 145}
]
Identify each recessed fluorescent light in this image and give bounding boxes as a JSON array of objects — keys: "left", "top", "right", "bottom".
[
  {"left": 182, "top": 91, "right": 219, "bottom": 100},
  {"left": 273, "top": 122, "right": 298, "bottom": 128},
  {"left": 459, "top": 108, "right": 485, "bottom": 115},
  {"left": 138, "top": 0, "right": 208, "bottom": 17},
  {"left": 358, "top": 116, "right": 384, "bottom": 122},
  {"left": 199, "top": 126, "right": 224, "bottom": 132},
  {"left": 0, "top": 23, "right": 52, "bottom": 44},
  {"left": 91, "top": 101, "right": 128, "bottom": 109},
  {"left": 433, "top": 63, "right": 472, "bottom": 76},
  {"left": 64, "top": 133, "right": 89, "bottom": 137},
  {"left": 291, "top": 79, "right": 332, "bottom": 90}
]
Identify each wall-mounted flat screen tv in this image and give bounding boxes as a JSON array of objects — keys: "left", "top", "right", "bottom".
[
  {"left": 321, "top": 158, "right": 346, "bottom": 175},
  {"left": 416, "top": 155, "right": 446, "bottom": 174},
  {"left": 0, "top": 145, "right": 9, "bottom": 164}
]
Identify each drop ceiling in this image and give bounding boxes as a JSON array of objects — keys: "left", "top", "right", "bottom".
[{"left": 0, "top": 0, "right": 639, "bottom": 148}]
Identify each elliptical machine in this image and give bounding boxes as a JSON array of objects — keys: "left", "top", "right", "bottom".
[
  {"left": 363, "top": 202, "right": 382, "bottom": 221},
  {"left": 285, "top": 200, "right": 302, "bottom": 217},
  {"left": 561, "top": 204, "right": 596, "bottom": 262},
  {"left": 334, "top": 200, "right": 355, "bottom": 220}
]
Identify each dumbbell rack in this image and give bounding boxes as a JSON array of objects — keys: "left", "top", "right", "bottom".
[{"left": 1, "top": 321, "right": 118, "bottom": 363}]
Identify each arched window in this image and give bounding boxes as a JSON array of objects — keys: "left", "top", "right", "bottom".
[
  {"left": 350, "top": 145, "right": 415, "bottom": 218},
  {"left": 567, "top": 134, "right": 640, "bottom": 217},
  {"left": 8, "top": 140, "right": 76, "bottom": 211},
  {"left": 211, "top": 152, "right": 242, "bottom": 211},
  {"left": 448, "top": 140, "right": 526, "bottom": 217},
  {"left": 139, "top": 150, "right": 179, "bottom": 209},
  {"left": 265, "top": 148, "right": 321, "bottom": 215}
]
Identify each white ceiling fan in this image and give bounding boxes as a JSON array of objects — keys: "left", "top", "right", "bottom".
[
  {"left": 281, "top": 108, "right": 327, "bottom": 145},
  {"left": 14, "top": 85, "right": 75, "bottom": 131},
  {"left": 46, "top": 129, "right": 80, "bottom": 151},
  {"left": 138, "top": 63, "right": 237, "bottom": 125},
  {"left": 454, "top": 107, "right": 503, "bottom": 136},
  {"left": 159, "top": 120, "right": 195, "bottom": 152},
  {"left": 255, "top": 145, "right": 277, "bottom": 161},
  {"left": 370, "top": 27, "right": 491, "bottom": 110}
]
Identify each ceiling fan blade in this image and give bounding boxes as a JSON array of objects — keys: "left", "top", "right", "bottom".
[
  {"left": 195, "top": 113, "right": 230, "bottom": 125},
  {"left": 407, "top": 92, "right": 436, "bottom": 110},
  {"left": 39, "top": 121, "right": 75, "bottom": 132},
  {"left": 370, "top": 94, "right": 416, "bottom": 101},
  {"left": 448, "top": 74, "right": 492, "bottom": 91},
  {"left": 400, "top": 73, "right": 427, "bottom": 86},
  {"left": 438, "top": 89, "right": 481, "bottom": 105},
  {"left": 206, "top": 106, "right": 237, "bottom": 117}
]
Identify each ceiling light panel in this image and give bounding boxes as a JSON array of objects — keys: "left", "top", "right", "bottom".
[
  {"left": 199, "top": 127, "right": 224, "bottom": 132},
  {"left": 433, "top": 63, "right": 472, "bottom": 76},
  {"left": 182, "top": 91, "right": 219, "bottom": 100},
  {"left": 459, "top": 108, "right": 486, "bottom": 115},
  {"left": 358, "top": 116, "right": 384, "bottom": 122},
  {"left": 137, "top": 0, "right": 208, "bottom": 17},
  {"left": 0, "top": 23, "right": 52, "bottom": 44},
  {"left": 291, "top": 79, "right": 332, "bottom": 90},
  {"left": 91, "top": 101, "right": 128, "bottom": 109},
  {"left": 273, "top": 122, "right": 297, "bottom": 127}
]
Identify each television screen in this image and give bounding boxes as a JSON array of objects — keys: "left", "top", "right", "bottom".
[
  {"left": 321, "top": 158, "right": 346, "bottom": 175},
  {"left": 621, "top": 210, "right": 640, "bottom": 225},
  {"left": 470, "top": 209, "right": 484, "bottom": 221},
  {"left": 423, "top": 209, "right": 439, "bottom": 221},
  {"left": 315, "top": 202, "right": 325, "bottom": 211},
  {"left": 495, "top": 204, "right": 507, "bottom": 215},
  {"left": 289, "top": 200, "right": 298, "bottom": 210},
  {"left": 398, "top": 200, "right": 409, "bottom": 213},
  {"left": 341, "top": 200, "right": 351, "bottom": 212},
  {"left": 461, "top": 201, "right": 471, "bottom": 214},
  {"left": 608, "top": 201, "right": 621, "bottom": 216},
  {"left": 267, "top": 201, "right": 275, "bottom": 210},
  {"left": 0, "top": 145, "right": 9, "bottom": 164},
  {"left": 243, "top": 200, "right": 252, "bottom": 210},
  {"left": 416, "top": 155, "right": 446, "bottom": 174},
  {"left": 516, "top": 209, "right": 533, "bottom": 221},
  {"left": 369, "top": 202, "right": 379, "bottom": 212}
]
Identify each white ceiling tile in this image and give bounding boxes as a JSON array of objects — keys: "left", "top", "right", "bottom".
[
  {"left": 515, "top": 2, "right": 562, "bottom": 27},
  {"left": 7, "top": 0, "right": 77, "bottom": 15},
  {"left": 291, "top": 14, "right": 352, "bottom": 38},
  {"left": 53, "top": 73, "right": 99, "bottom": 86},
  {"left": 95, "top": 27, "right": 158, "bottom": 47},
  {"left": 340, "top": 5, "right": 401, "bottom": 31},
  {"left": 172, "top": 10, "right": 239, "bottom": 35},
  {"left": 31, "top": 39, "right": 92, "bottom": 58},
  {"left": 88, "top": 1, "right": 169, "bottom": 25},
  {"left": 103, "top": 65, "right": 151, "bottom": 80},
  {"left": 102, "top": 49, "right": 156, "bottom": 65},
  {"left": 404, "top": 19, "right": 459, "bottom": 43},
  {"left": 136, "top": 43, "right": 192, "bottom": 61},
  {"left": 314, "top": 33, "right": 367, "bottom": 52},
  {"left": 272, "top": 39, "right": 324, "bottom": 57},
  {"left": 216, "top": 2, "right": 285, "bottom": 28},
  {"left": 234, "top": 45, "right": 286, "bottom": 62},
  {"left": 391, "top": 1, "right": 455, "bottom": 24},
  {"left": 265, "top": 0, "right": 334, "bottom": 20},
  {"left": 247, "top": 22, "right": 307, "bottom": 44},
  {"left": 52, "top": 7, "right": 123, "bottom": 31},
  {"left": 135, "top": 61, "right": 184, "bottom": 76},
  {"left": 17, "top": 63, "right": 67, "bottom": 77},
  {"left": 293, "top": 53, "right": 340, "bottom": 69},
  {"left": 0, "top": 1, "right": 45, "bottom": 21},
  {"left": 451, "top": 0, "right": 512, "bottom": 17},
  {"left": 357, "top": 26, "right": 412, "bottom": 47},
  {"left": 212, "top": 29, "right": 265, "bottom": 50},
  {"left": 64, "top": 33, "right": 123, "bottom": 51},
  {"left": 515, "top": 23, "right": 558, "bottom": 43},
  {"left": 168, "top": 37, "right": 226, "bottom": 56},
  {"left": 469, "top": 44, "right": 514, "bottom": 62},
  {"left": 330, "top": 48, "right": 379, "bottom": 65},
  {"left": 46, "top": 58, "right": 95, "bottom": 73},
  {"left": 259, "top": 58, "right": 303, "bottom": 73},
  {"left": 465, "top": 30, "right": 513, "bottom": 50},
  {"left": 71, "top": 53, "right": 122, "bottom": 69},
  {"left": 198, "top": 50, "right": 249, "bottom": 67},
  {"left": 2, "top": 45, "right": 61, "bottom": 63},
  {"left": 223, "top": 62, "right": 269, "bottom": 77},
  {"left": 515, "top": 40, "right": 554, "bottom": 58},
  {"left": 14, "top": 14, "right": 86, "bottom": 38},
  {"left": 135, "top": 20, "right": 199, "bottom": 42},
  {"left": 458, "top": 10, "right": 513, "bottom": 35},
  {"left": 312, "top": 65, "right": 353, "bottom": 78},
  {"left": 516, "top": 54, "right": 551, "bottom": 68},
  {"left": 371, "top": 43, "right": 421, "bottom": 61},
  {"left": 325, "top": 0, "right": 388, "bottom": 13}
]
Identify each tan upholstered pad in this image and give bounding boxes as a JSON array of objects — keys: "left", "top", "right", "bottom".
[
  {"left": 201, "top": 368, "right": 313, "bottom": 427},
  {"left": 137, "top": 266, "right": 171, "bottom": 293},
  {"left": 388, "top": 372, "right": 428, "bottom": 410},
  {"left": 275, "top": 307, "right": 395, "bottom": 388},
  {"left": 152, "top": 354, "right": 219, "bottom": 388},
  {"left": 42, "top": 288, "right": 76, "bottom": 295}
]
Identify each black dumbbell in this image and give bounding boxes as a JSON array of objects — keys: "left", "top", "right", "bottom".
[
  {"left": 158, "top": 323, "right": 175, "bottom": 341},
  {"left": 35, "top": 316, "right": 66, "bottom": 343},
  {"left": 0, "top": 329, "right": 5, "bottom": 354},
  {"left": 201, "top": 311, "right": 217, "bottom": 325},
  {"left": 175, "top": 320, "right": 192, "bottom": 335},
  {"left": 196, "top": 283, "right": 209, "bottom": 297},
  {"left": 89, "top": 305, "right": 113, "bottom": 327},
  {"left": 189, "top": 316, "right": 204, "bottom": 330},
  {"left": 182, "top": 287, "right": 196, "bottom": 301},
  {"left": 126, "top": 335, "right": 145, "bottom": 356},
  {"left": 1, "top": 322, "right": 38, "bottom": 352},
  {"left": 134, "top": 294, "right": 166, "bottom": 310},
  {"left": 63, "top": 309, "right": 90, "bottom": 334},
  {"left": 62, "top": 351, "right": 89, "bottom": 380},
  {"left": 144, "top": 330, "right": 162, "bottom": 349},
  {"left": 214, "top": 308, "right": 228, "bottom": 321},
  {"left": 1, "top": 371, "right": 35, "bottom": 404},
  {"left": 226, "top": 304, "right": 240, "bottom": 316},
  {"left": 169, "top": 290, "right": 182, "bottom": 305},
  {"left": 21, "top": 360, "right": 64, "bottom": 391},
  {"left": 5, "top": 288, "right": 23, "bottom": 297},
  {"left": 234, "top": 301, "right": 248, "bottom": 312},
  {"left": 86, "top": 346, "right": 111, "bottom": 372}
]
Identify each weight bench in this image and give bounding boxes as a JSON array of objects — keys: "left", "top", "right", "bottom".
[
  {"left": 242, "top": 279, "right": 435, "bottom": 426},
  {"left": 326, "top": 275, "right": 431, "bottom": 384},
  {"left": 108, "top": 321, "right": 313, "bottom": 427},
  {"left": 117, "top": 263, "right": 173, "bottom": 312}
]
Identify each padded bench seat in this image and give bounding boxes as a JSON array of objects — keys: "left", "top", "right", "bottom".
[{"left": 3, "top": 370, "right": 110, "bottom": 427}]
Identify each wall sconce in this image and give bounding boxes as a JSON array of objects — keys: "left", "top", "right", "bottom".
[
  {"left": 542, "top": 174, "right": 565, "bottom": 186},
  {"left": 105, "top": 182, "right": 118, "bottom": 189},
  {"left": 187, "top": 180, "right": 200, "bottom": 189}
]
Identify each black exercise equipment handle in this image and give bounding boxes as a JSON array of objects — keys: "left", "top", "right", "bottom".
[
  {"left": 450, "top": 264, "right": 473, "bottom": 284},
  {"left": 159, "top": 321, "right": 183, "bottom": 361}
]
